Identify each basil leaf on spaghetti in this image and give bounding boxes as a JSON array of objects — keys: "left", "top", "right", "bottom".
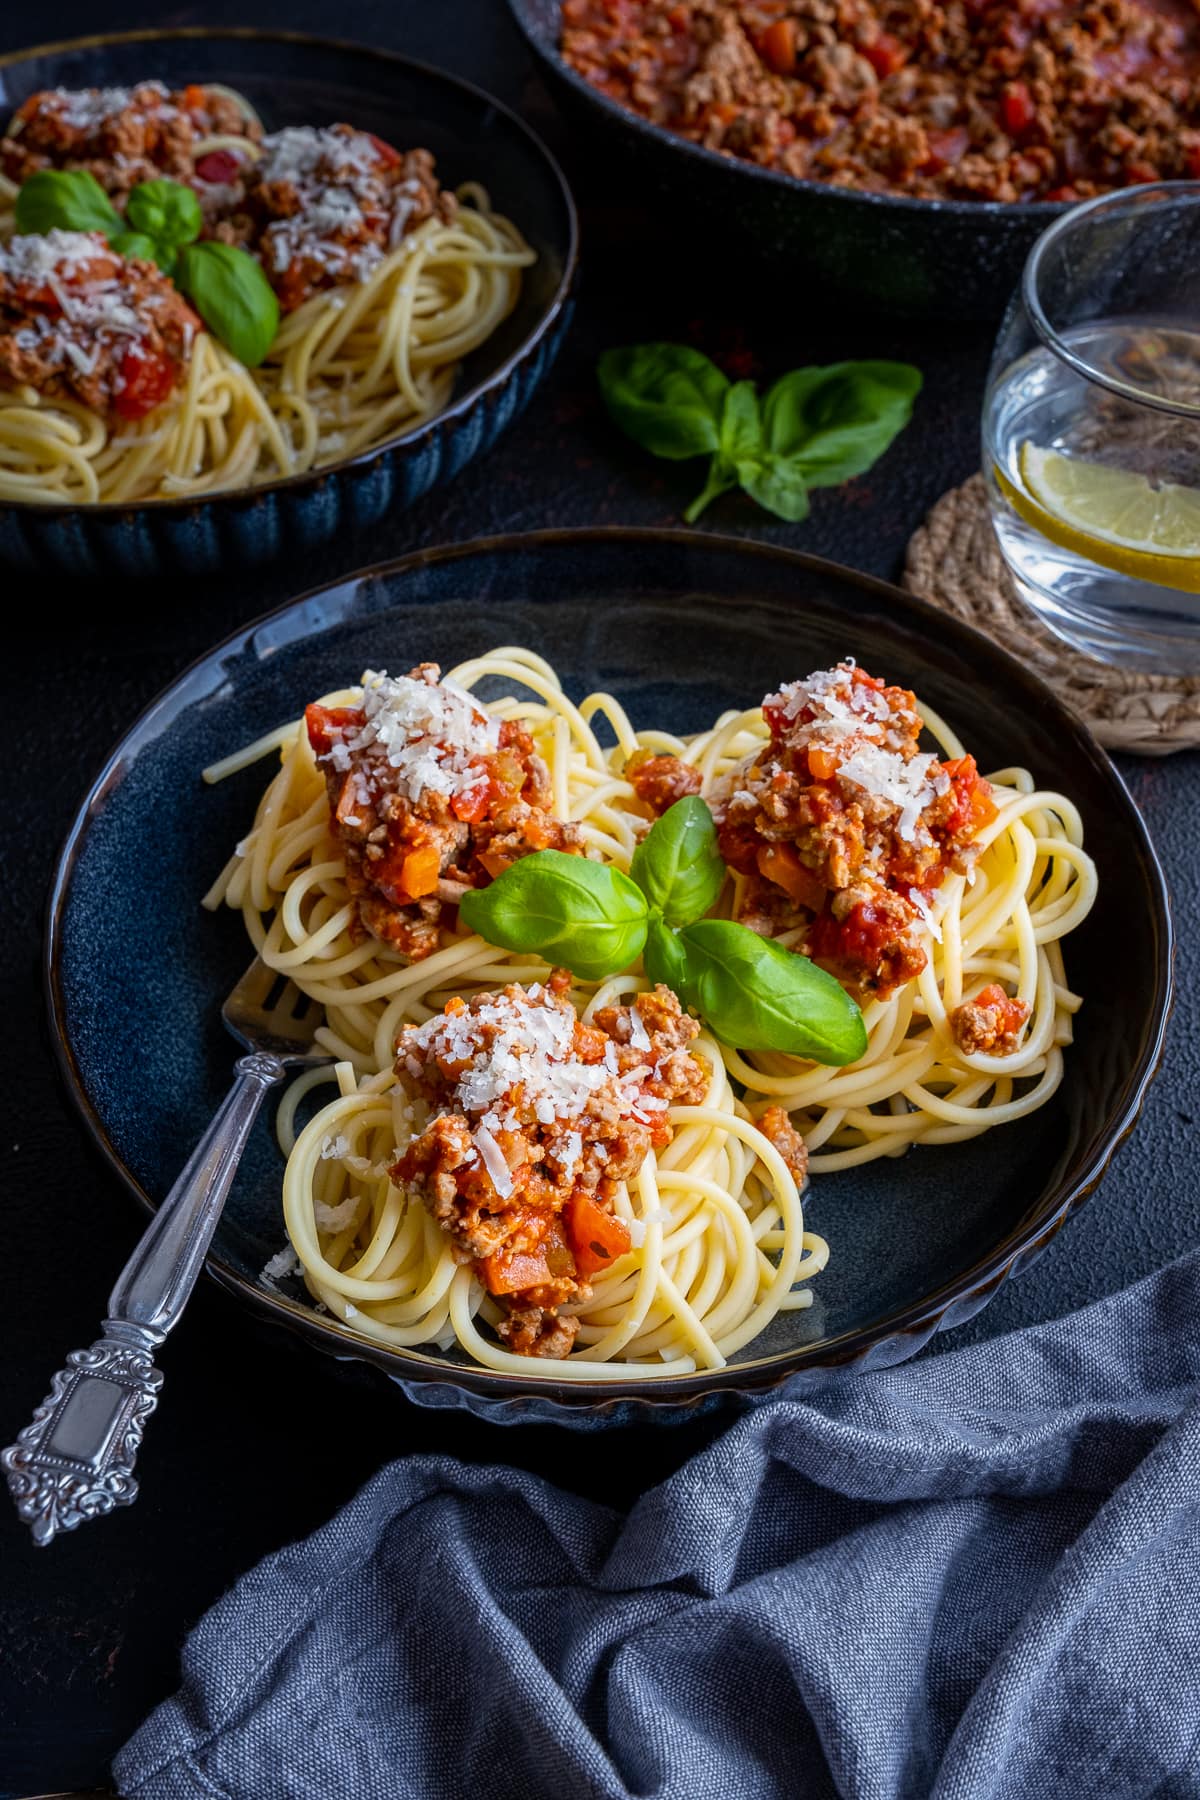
[
  {"left": 643, "top": 912, "right": 692, "bottom": 998},
  {"left": 460, "top": 851, "right": 648, "bottom": 982},
  {"left": 761, "top": 361, "right": 922, "bottom": 490},
  {"left": 630, "top": 797, "right": 725, "bottom": 929},
  {"left": 674, "top": 919, "right": 867, "bottom": 1064},
  {"left": 125, "top": 178, "right": 202, "bottom": 248},
  {"left": 174, "top": 241, "right": 280, "bottom": 367},
  {"left": 14, "top": 168, "right": 122, "bottom": 237},
  {"left": 109, "top": 230, "right": 164, "bottom": 268},
  {"left": 597, "top": 343, "right": 728, "bottom": 460}
]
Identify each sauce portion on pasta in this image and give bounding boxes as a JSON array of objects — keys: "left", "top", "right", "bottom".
[{"left": 203, "top": 646, "right": 1096, "bottom": 1377}]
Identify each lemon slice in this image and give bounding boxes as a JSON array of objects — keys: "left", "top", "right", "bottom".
[{"left": 996, "top": 443, "right": 1200, "bottom": 594}]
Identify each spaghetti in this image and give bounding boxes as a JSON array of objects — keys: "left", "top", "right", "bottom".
[
  {"left": 204, "top": 647, "right": 1095, "bottom": 1374},
  {"left": 0, "top": 86, "right": 534, "bottom": 503}
]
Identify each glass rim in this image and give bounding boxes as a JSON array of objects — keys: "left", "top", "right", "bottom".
[{"left": 1022, "top": 181, "right": 1200, "bottom": 421}]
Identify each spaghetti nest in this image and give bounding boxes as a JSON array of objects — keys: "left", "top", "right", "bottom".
[
  {"left": 0, "top": 184, "right": 532, "bottom": 505},
  {"left": 205, "top": 647, "right": 1096, "bottom": 1376}
]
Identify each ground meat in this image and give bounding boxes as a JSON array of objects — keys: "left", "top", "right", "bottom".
[
  {"left": 306, "top": 664, "right": 584, "bottom": 961},
  {"left": 561, "top": 0, "right": 1200, "bottom": 203},
  {"left": 220, "top": 126, "right": 457, "bottom": 311},
  {"left": 0, "top": 230, "right": 198, "bottom": 420},
  {"left": 391, "top": 970, "right": 706, "bottom": 1354},
  {"left": 949, "top": 983, "right": 1031, "bottom": 1055},
  {"left": 757, "top": 1104, "right": 809, "bottom": 1185},
  {"left": 1, "top": 81, "right": 262, "bottom": 207},
  {"left": 710, "top": 662, "right": 996, "bottom": 1001},
  {"left": 625, "top": 749, "right": 704, "bottom": 813}
]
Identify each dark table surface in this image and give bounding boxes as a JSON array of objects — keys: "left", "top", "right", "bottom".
[{"left": 1, "top": 3, "right": 1196, "bottom": 1795}]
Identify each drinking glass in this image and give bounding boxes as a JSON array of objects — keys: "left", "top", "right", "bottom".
[{"left": 983, "top": 183, "right": 1200, "bottom": 674}]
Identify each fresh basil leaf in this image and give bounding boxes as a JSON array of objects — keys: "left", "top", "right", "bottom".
[
  {"left": 682, "top": 454, "right": 739, "bottom": 524},
  {"left": 761, "top": 361, "right": 921, "bottom": 491},
  {"left": 126, "top": 178, "right": 202, "bottom": 248},
  {"left": 459, "top": 850, "right": 648, "bottom": 982},
  {"left": 643, "top": 912, "right": 692, "bottom": 998},
  {"left": 741, "top": 456, "right": 810, "bottom": 523},
  {"left": 720, "top": 379, "right": 763, "bottom": 477},
  {"left": 14, "top": 168, "right": 122, "bottom": 237},
  {"left": 109, "top": 230, "right": 165, "bottom": 267},
  {"left": 630, "top": 797, "right": 725, "bottom": 930},
  {"left": 674, "top": 919, "right": 867, "bottom": 1064},
  {"left": 597, "top": 343, "right": 729, "bottom": 461},
  {"left": 174, "top": 241, "right": 279, "bottom": 367}
]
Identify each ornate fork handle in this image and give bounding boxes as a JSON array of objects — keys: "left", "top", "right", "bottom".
[{"left": 3, "top": 1051, "right": 285, "bottom": 1545}]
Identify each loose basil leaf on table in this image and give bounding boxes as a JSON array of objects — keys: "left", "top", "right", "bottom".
[
  {"left": 174, "top": 241, "right": 280, "bottom": 367},
  {"left": 597, "top": 343, "right": 729, "bottom": 460},
  {"left": 673, "top": 919, "right": 868, "bottom": 1065},
  {"left": 125, "top": 178, "right": 203, "bottom": 249},
  {"left": 683, "top": 379, "right": 763, "bottom": 523},
  {"left": 14, "top": 168, "right": 122, "bottom": 237},
  {"left": 629, "top": 796, "right": 725, "bottom": 929},
  {"left": 459, "top": 850, "right": 649, "bottom": 983},
  {"left": 760, "top": 361, "right": 923, "bottom": 490}
]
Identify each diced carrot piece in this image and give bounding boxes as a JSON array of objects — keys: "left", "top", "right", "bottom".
[
  {"left": 399, "top": 845, "right": 440, "bottom": 899},
  {"left": 481, "top": 1247, "right": 553, "bottom": 1296},
  {"left": 759, "top": 18, "right": 798, "bottom": 74},
  {"left": 756, "top": 843, "right": 826, "bottom": 912},
  {"left": 478, "top": 849, "right": 514, "bottom": 880},
  {"left": 566, "top": 1193, "right": 632, "bottom": 1277},
  {"left": 807, "top": 745, "right": 838, "bottom": 781}
]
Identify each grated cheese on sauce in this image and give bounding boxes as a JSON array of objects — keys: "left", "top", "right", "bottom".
[
  {"left": 838, "top": 746, "right": 952, "bottom": 842},
  {"left": 333, "top": 667, "right": 501, "bottom": 803}
]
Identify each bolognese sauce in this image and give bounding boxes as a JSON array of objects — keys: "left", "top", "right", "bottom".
[
  {"left": 210, "top": 125, "right": 456, "bottom": 312},
  {"left": 561, "top": 0, "right": 1200, "bottom": 203},
  {"left": 392, "top": 969, "right": 707, "bottom": 1355},
  {"left": 0, "top": 230, "right": 198, "bottom": 420},
  {"left": 1, "top": 81, "right": 262, "bottom": 206},
  {"left": 709, "top": 663, "right": 1028, "bottom": 1047},
  {"left": 306, "top": 663, "right": 584, "bottom": 962}
]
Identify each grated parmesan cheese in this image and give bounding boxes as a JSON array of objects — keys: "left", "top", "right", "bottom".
[
  {"left": 325, "top": 667, "right": 500, "bottom": 804},
  {"left": 838, "top": 747, "right": 951, "bottom": 843}
]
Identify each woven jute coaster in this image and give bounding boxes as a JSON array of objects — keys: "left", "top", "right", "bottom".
[{"left": 903, "top": 473, "right": 1200, "bottom": 756}]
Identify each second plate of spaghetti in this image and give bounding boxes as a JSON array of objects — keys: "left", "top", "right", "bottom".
[{"left": 47, "top": 531, "right": 1171, "bottom": 1411}]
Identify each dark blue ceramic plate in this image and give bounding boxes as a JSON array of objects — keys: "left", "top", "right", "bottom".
[
  {"left": 507, "top": 0, "right": 1065, "bottom": 319},
  {"left": 46, "top": 530, "right": 1172, "bottom": 1420},
  {"left": 0, "top": 30, "right": 577, "bottom": 576}
]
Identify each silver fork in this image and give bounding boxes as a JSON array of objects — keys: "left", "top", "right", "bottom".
[{"left": 3, "top": 959, "right": 328, "bottom": 1545}]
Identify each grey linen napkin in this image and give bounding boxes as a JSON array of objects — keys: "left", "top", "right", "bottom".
[{"left": 115, "top": 1249, "right": 1200, "bottom": 1800}]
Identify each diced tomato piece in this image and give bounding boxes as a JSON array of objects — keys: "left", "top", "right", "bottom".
[
  {"left": 1044, "top": 185, "right": 1078, "bottom": 203},
  {"left": 195, "top": 149, "right": 243, "bottom": 184},
  {"left": 1125, "top": 161, "right": 1160, "bottom": 185},
  {"left": 451, "top": 778, "right": 492, "bottom": 824},
  {"left": 864, "top": 32, "right": 906, "bottom": 77},
  {"left": 942, "top": 756, "right": 997, "bottom": 836},
  {"left": 924, "top": 127, "right": 969, "bottom": 171},
  {"left": 566, "top": 1193, "right": 632, "bottom": 1277},
  {"left": 113, "top": 345, "right": 176, "bottom": 420},
  {"left": 758, "top": 18, "right": 798, "bottom": 74},
  {"left": 366, "top": 132, "right": 402, "bottom": 168},
  {"left": 971, "top": 982, "right": 1031, "bottom": 1038},
  {"left": 304, "top": 702, "right": 362, "bottom": 757},
  {"left": 1185, "top": 146, "right": 1200, "bottom": 180},
  {"left": 1001, "top": 82, "right": 1035, "bottom": 137},
  {"left": 756, "top": 843, "right": 826, "bottom": 912}
]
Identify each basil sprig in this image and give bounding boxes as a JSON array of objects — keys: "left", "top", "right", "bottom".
[
  {"left": 460, "top": 797, "right": 866, "bottom": 1066},
  {"left": 13, "top": 169, "right": 279, "bottom": 367},
  {"left": 597, "top": 344, "right": 922, "bottom": 524}
]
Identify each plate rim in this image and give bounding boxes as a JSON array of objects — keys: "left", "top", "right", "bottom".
[
  {"left": 0, "top": 25, "right": 579, "bottom": 517},
  {"left": 44, "top": 525, "right": 1176, "bottom": 1409}
]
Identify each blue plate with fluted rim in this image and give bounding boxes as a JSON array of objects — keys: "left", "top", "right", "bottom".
[
  {"left": 45, "top": 529, "right": 1172, "bottom": 1422},
  {"left": 0, "top": 29, "right": 577, "bottom": 576}
]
